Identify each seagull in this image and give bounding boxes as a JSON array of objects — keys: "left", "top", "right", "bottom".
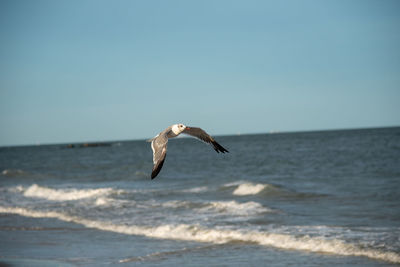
[{"left": 148, "top": 123, "right": 229, "bottom": 179}]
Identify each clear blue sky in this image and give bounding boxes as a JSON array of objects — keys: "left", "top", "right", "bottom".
[{"left": 1, "top": 0, "right": 399, "bottom": 146}]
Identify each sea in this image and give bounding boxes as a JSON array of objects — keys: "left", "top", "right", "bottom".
[{"left": 0, "top": 127, "right": 399, "bottom": 266}]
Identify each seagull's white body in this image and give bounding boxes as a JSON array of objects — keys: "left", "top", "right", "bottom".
[{"left": 149, "top": 123, "right": 228, "bottom": 179}]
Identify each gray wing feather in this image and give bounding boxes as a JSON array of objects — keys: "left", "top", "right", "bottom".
[
  {"left": 183, "top": 127, "right": 229, "bottom": 153},
  {"left": 151, "top": 133, "right": 168, "bottom": 179}
]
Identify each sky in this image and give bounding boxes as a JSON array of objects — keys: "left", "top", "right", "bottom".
[{"left": 1, "top": 0, "right": 399, "bottom": 146}]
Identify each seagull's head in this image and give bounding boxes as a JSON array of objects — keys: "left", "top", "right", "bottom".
[{"left": 172, "top": 123, "right": 187, "bottom": 135}]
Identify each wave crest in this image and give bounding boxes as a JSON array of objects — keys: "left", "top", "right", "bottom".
[
  {"left": 22, "top": 184, "right": 115, "bottom": 201},
  {"left": 1, "top": 206, "right": 399, "bottom": 264},
  {"left": 181, "top": 186, "right": 208, "bottom": 193},
  {"left": 204, "top": 201, "right": 270, "bottom": 215},
  {"left": 160, "top": 200, "right": 270, "bottom": 216},
  {"left": 233, "top": 183, "right": 267, "bottom": 196}
]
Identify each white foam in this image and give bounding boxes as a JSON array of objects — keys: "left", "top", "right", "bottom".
[
  {"left": 95, "top": 197, "right": 111, "bottom": 206},
  {"left": 8, "top": 185, "right": 25, "bottom": 193},
  {"left": 94, "top": 197, "right": 133, "bottom": 207},
  {"left": 203, "top": 201, "right": 270, "bottom": 215},
  {"left": 22, "top": 184, "right": 114, "bottom": 201},
  {"left": 0, "top": 206, "right": 399, "bottom": 264},
  {"left": 233, "top": 183, "right": 267, "bottom": 196},
  {"left": 162, "top": 200, "right": 191, "bottom": 208},
  {"left": 181, "top": 186, "right": 209, "bottom": 193},
  {"left": 223, "top": 180, "right": 248, "bottom": 187},
  {"left": 160, "top": 200, "right": 270, "bottom": 216}
]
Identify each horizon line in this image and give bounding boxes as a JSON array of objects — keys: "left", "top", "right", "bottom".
[{"left": 1, "top": 125, "right": 399, "bottom": 148}]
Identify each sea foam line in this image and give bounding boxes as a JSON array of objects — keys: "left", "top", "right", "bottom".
[
  {"left": 203, "top": 200, "right": 271, "bottom": 215},
  {"left": 0, "top": 206, "right": 399, "bottom": 264},
  {"left": 1, "top": 206, "right": 399, "bottom": 263},
  {"left": 232, "top": 183, "right": 267, "bottom": 196},
  {"left": 161, "top": 200, "right": 271, "bottom": 216},
  {"left": 20, "top": 184, "right": 116, "bottom": 201},
  {"left": 223, "top": 181, "right": 273, "bottom": 196}
]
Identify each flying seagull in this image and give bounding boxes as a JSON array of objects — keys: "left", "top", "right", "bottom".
[{"left": 148, "top": 123, "right": 228, "bottom": 179}]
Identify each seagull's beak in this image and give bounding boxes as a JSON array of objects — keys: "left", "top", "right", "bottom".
[{"left": 186, "top": 127, "right": 190, "bottom": 130}]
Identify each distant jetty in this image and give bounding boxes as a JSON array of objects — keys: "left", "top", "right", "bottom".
[{"left": 66, "top": 142, "right": 112, "bottom": 148}]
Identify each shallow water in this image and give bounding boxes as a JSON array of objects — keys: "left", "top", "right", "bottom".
[{"left": 0, "top": 127, "right": 399, "bottom": 266}]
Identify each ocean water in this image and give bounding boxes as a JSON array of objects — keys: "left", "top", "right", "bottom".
[{"left": 0, "top": 127, "right": 399, "bottom": 266}]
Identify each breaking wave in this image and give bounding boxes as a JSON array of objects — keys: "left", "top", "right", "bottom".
[
  {"left": 156, "top": 200, "right": 270, "bottom": 216},
  {"left": 1, "top": 206, "right": 399, "bottom": 264},
  {"left": 21, "top": 184, "right": 116, "bottom": 201},
  {"left": 181, "top": 186, "right": 209, "bottom": 193},
  {"left": 202, "top": 201, "right": 271, "bottom": 215},
  {"left": 224, "top": 181, "right": 278, "bottom": 196},
  {"left": 233, "top": 183, "right": 267, "bottom": 196}
]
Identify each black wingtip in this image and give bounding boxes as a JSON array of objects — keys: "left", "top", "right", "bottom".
[
  {"left": 212, "top": 141, "right": 229, "bottom": 154},
  {"left": 151, "top": 167, "right": 160, "bottom": 179},
  {"left": 151, "top": 159, "right": 165, "bottom": 180},
  {"left": 151, "top": 170, "right": 159, "bottom": 179}
]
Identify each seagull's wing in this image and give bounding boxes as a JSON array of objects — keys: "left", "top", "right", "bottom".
[
  {"left": 183, "top": 127, "right": 229, "bottom": 153},
  {"left": 150, "top": 133, "right": 169, "bottom": 179}
]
